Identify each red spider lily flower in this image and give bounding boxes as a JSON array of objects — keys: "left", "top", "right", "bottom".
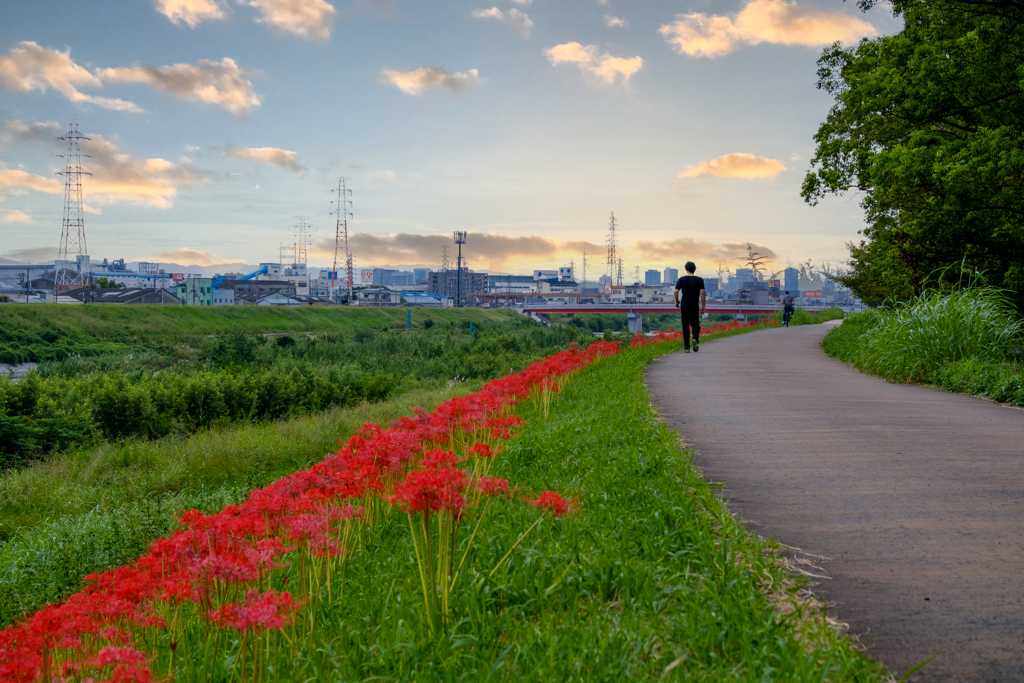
[
  {"left": 468, "top": 442, "right": 496, "bottom": 458},
  {"left": 524, "top": 491, "right": 573, "bottom": 517},
  {"left": 389, "top": 467, "right": 467, "bottom": 514},
  {"left": 91, "top": 646, "right": 154, "bottom": 683},
  {"left": 209, "top": 590, "right": 302, "bottom": 634},
  {"left": 477, "top": 476, "right": 511, "bottom": 497},
  {"left": 420, "top": 448, "right": 463, "bottom": 469}
]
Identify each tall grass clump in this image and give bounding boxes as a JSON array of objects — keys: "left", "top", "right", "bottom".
[{"left": 857, "top": 288, "right": 1023, "bottom": 382}]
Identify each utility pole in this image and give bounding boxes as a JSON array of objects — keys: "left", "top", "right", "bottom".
[
  {"left": 54, "top": 123, "right": 91, "bottom": 300},
  {"left": 617, "top": 257, "right": 624, "bottom": 288},
  {"left": 331, "top": 178, "right": 353, "bottom": 304},
  {"left": 453, "top": 231, "right": 467, "bottom": 307},
  {"left": 293, "top": 217, "right": 310, "bottom": 269},
  {"left": 581, "top": 249, "right": 588, "bottom": 290}
]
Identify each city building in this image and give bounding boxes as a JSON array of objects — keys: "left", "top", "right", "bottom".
[
  {"left": 663, "top": 267, "right": 679, "bottom": 285},
  {"left": 487, "top": 274, "right": 535, "bottom": 293},
  {"left": 212, "top": 289, "right": 234, "bottom": 306},
  {"left": 427, "top": 269, "right": 488, "bottom": 301},
  {"left": 533, "top": 270, "right": 558, "bottom": 281},
  {"left": 784, "top": 267, "right": 799, "bottom": 295},
  {"left": 353, "top": 287, "right": 402, "bottom": 306},
  {"left": 703, "top": 277, "right": 719, "bottom": 295},
  {"left": 371, "top": 268, "right": 416, "bottom": 287},
  {"left": 734, "top": 268, "right": 754, "bottom": 285},
  {"left": 176, "top": 278, "right": 213, "bottom": 306},
  {"left": 217, "top": 279, "right": 296, "bottom": 297},
  {"left": 413, "top": 268, "right": 430, "bottom": 285},
  {"left": 645, "top": 270, "right": 661, "bottom": 286},
  {"left": 62, "top": 287, "right": 180, "bottom": 305}
]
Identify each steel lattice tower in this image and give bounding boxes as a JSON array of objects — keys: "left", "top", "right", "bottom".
[
  {"left": 331, "top": 177, "right": 353, "bottom": 303},
  {"left": 605, "top": 212, "right": 618, "bottom": 286},
  {"left": 54, "top": 123, "right": 91, "bottom": 298}
]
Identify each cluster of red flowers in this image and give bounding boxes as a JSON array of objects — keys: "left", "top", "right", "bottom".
[
  {"left": 629, "top": 318, "right": 777, "bottom": 347},
  {"left": 0, "top": 339, "right": 623, "bottom": 683}
]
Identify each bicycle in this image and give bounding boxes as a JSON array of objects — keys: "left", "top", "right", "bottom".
[{"left": 783, "top": 305, "right": 794, "bottom": 327}]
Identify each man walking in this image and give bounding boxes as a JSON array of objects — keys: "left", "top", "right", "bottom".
[{"left": 674, "top": 261, "right": 706, "bottom": 352}]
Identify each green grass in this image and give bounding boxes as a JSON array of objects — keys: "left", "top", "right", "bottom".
[
  {"left": 164, "top": 331, "right": 884, "bottom": 681},
  {"left": 823, "top": 288, "right": 1024, "bottom": 406},
  {"left": 0, "top": 382, "right": 479, "bottom": 625},
  {"left": 771, "top": 306, "right": 846, "bottom": 327}
]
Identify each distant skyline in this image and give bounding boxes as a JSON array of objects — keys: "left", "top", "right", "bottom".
[{"left": 0, "top": 0, "right": 901, "bottom": 275}]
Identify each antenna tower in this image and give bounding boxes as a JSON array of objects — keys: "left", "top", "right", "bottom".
[
  {"left": 331, "top": 178, "right": 353, "bottom": 303},
  {"left": 605, "top": 212, "right": 618, "bottom": 283},
  {"left": 617, "top": 257, "right": 624, "bottom": 287},
  {"left": 453, "top": 231, "right": 467, "bottom": 307},
  {"left": 292, "top": 217, "right": 311, "bottom": 268},
  {"left": 54, "top": 123, "right": 92, "bottom": 298},
  {"left": 581, "top": 249, "right": 588, "bottom": 289}
]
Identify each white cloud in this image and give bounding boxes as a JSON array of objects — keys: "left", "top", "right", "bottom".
[
  {"left": 510, "top": 0, "right": 532, "bottom": 4},
  {"left": 472, "top": 7, "right": 533, "bottom": 37},
  {"left": 377, "top": 66, "right": 481, "bottom": 95},
  {"left": 153, "top": 0, "right": 226, "bottom": 27},
  {"left": 83, "top": 204, "right": 102, "bottom": 215},
  {"left": 99, "top": 58, "right": 259, "bottom": 116},
  {"left": 1, "top": 209, "right": 32, "bottom": 223},
  {"left": 0, "top": 42, "right": 141, "bottom": 112},
  {"left": 791, "top": 152, "right": 801, "bottom": 162},
  {"left": 223, "top": 146, "right": 306, "bottom": 173},
  {"left": 370, "top": 170, "right": 396, "bottom": 181},
  {"left": 545, "top": 42, "right": 642, "bottom": 86},
  {"left": 185, "top": 144, "right": 202, "bottom": 152},
  {"left": 603, "top": 14, "right": 628, "bottom": 28},
  {"left": 659, "top": 0, "right": 877, "bottom": 58},
  {"left": 635, "top": 238, "right": 780, "bottom": 263},
  {"left": 246, "top": 0, "right": 336, "bottom": 40},
  {"left": 680, "top": 153, "right": 786, "bottom": 179},
  {"left": 0, "top": 119, "right": 60, "bottom": 150}
]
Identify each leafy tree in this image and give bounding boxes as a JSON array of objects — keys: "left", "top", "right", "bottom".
[
  {"left": 736, "top": 244, "right": 770, "bottom": 281},
  {"left": 803, "top": 0, "right": 1024, "bottom": 307}
]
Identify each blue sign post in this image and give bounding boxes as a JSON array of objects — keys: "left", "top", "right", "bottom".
[{"left": 407, "top": 309, "right": 412, "bottom": 329}]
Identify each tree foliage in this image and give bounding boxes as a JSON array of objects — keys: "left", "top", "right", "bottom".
[{"left": 803, "top": 0, "right": 1024, "bottom": 307}]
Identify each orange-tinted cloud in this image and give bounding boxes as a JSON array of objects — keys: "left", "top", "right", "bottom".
[
  {"left": 659, "top": 0, "right": 876, "bottom": 58},
  {"left": 224, "top": 146, "right": 305, "bottom": 173},
  {"left": 377, "top": 66, "right": 481, "bottom": 95},
  {"left": 153, "top": 0, "right": 225, "bottom": 27},
  {"left": 472, "top": 7, "right": 533, "bottom": 37},
  {"left": 546, "top": 42, "right": 642, "bottom": 85},
  {"left": 79, "top": 135, "right": 207, "bottom": 208},
  {"left": 634, "top": 238, "right": 780, "bottom": 264},
  {"left": 99, "top": 58, "right": 259, "bottom": 116},
  {"left": 246, "top": 0, "right": 336, "bottom": 40},
  {"left": 1, "top": 208, "right": 32, "bottom": 223},
  {"left": 0, "top": 42, "right": 140, "bottom": 112},
  {"left": 145, "top": 248, "right": 236, "bottom": 266},
  {"left": 680, "top": 153, "right": 786, "bottom": 179},
  {"left": 0, "top": 167, "right": 63, "bottom": 195}
]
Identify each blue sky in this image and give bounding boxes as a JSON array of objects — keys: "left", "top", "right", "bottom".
[{"left": 0, "top": 0, "right": 900, "bottom": 276}]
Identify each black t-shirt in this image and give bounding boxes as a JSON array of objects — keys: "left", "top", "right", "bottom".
[{"left": 675, "top": 275, "right": 705, "bottom": 309}]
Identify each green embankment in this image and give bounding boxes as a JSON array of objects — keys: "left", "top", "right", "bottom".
[
  {"left": 0, "top": 305, "right": 518, "bottom": 363},
  {"left": 0, "top": 382, "right": 479, "bottom": 625},
  {"left": 823, "top": 289, "right": 1024, "bottom": 405}
]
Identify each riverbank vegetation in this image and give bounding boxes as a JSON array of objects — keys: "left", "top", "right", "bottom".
[
  {"left": 0, "top": 313, "right": 592, "bottom": 466},
  {"left": 803, "top": 0, "right": 1024, "bottom": 310},
  {"left": 824, "top": 288, "right": 1024, "bottom": 405},
  {"left": 0, "top": 329, "right": 887, "bottom": 681}
]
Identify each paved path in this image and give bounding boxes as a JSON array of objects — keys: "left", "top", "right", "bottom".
[{"left": 646, "top": 322, "right": 1024, "bottom": 682}]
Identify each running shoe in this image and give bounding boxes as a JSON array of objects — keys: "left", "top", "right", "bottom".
[
  {"left": 693, "top": 341, "right": 699, "bottom": 352},
  {"left": 683, "top": 347, "right": 691, "bottom": 353}
]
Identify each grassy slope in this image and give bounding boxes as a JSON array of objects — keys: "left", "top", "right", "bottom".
[
  {"left": 0, "top": 382, "right": 480, "bottom": 625},
  {"left": 296, "top": 333, "right": 886, "bottom": 681},
  {"left": 823, "top": 309, "right": 1024, "bottom": 407},
  {"left": 0, "top": 305, "right": 516, "bottom": 340}
]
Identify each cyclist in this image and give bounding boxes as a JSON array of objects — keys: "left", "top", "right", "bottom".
[{"left": 782, "top": 290, "right": 795, "bottom": 327}]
